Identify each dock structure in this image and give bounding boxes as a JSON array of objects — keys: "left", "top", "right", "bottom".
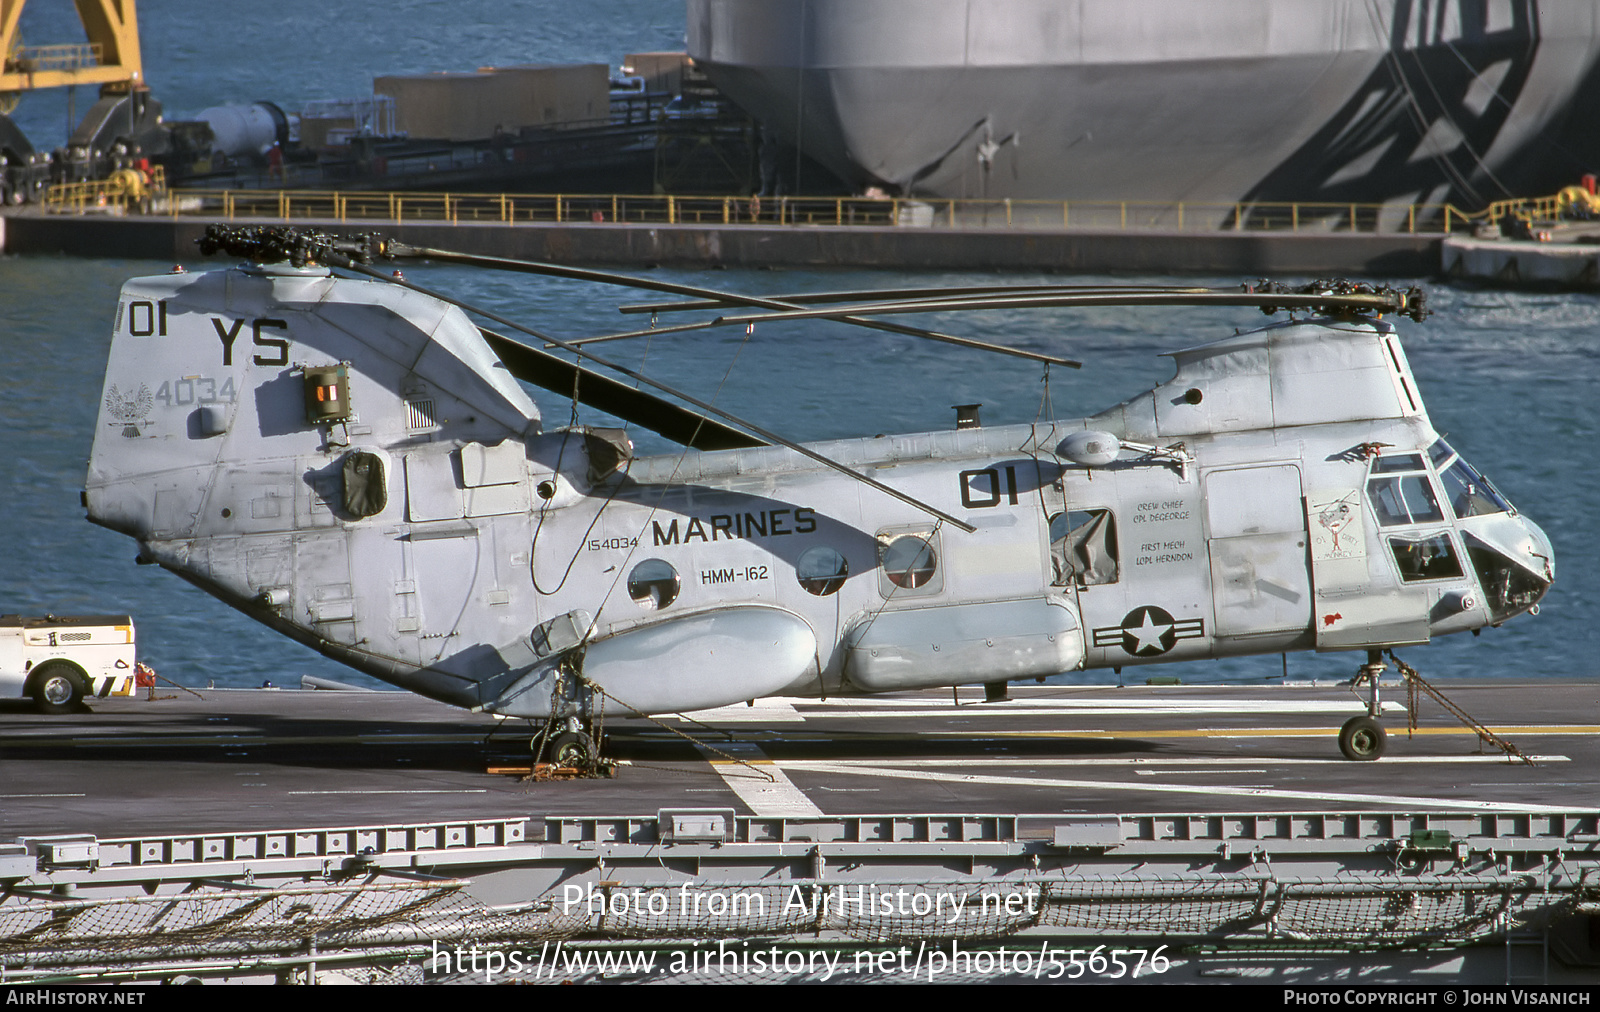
[
  {"left": 1444, "top": 236, "right": 1600, "bottom": 288},
  {"left": 0, "top": 210, "right": 1442, "bottom": 275}
]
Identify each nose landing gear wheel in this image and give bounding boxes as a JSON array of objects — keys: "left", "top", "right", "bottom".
[{"left": 1339, "top": 715, "right": 1387, "bottom": 761}]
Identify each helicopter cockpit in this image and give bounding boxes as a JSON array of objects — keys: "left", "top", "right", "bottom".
[{"left": 1367, "top": 440, "right": 1552, "bottom": 627}]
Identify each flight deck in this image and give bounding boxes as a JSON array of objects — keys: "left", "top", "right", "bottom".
[
  {"left": 3, "top": 680, "right": 1595, "bottom": 840},
  {"left": 5, "top": 680, "right": 1600, "bottom": 984}
]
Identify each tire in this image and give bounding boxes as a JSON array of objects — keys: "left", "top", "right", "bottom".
[
  {"left": 1338, "top": 715, "right": 1387, "bottom": 761},
  {"left": 547, "top": 730, "right": 595, "bottom": 769},
  {"left": 29, "top": 661, "right": 85, "bottom": 715}
]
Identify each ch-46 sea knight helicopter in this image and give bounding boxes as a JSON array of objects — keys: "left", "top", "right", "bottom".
[{"left": 82, "top": 225, "right": 1553, "bottom": 766}]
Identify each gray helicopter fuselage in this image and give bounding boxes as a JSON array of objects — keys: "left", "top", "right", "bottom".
[{"left": 85, "top": 265, "right": 1553, "bottom": 721}]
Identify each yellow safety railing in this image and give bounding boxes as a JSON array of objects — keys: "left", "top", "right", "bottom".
[
  {"left": 1480, "top": 188, "right": 1600, "bottom": 226},
  {"left": 49, "top": 183, "right": 1489, "bottom": 234},
  {"left": 10, "top": 42, "right": 103, "bottom": 73},
  {"left": 44, "top": 166, "right": 167, "bottom": 213}
]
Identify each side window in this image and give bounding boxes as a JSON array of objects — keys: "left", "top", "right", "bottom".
[
  {"left": 796, "top": 545, "right": 849, "bottom": 596},
  {"left": 1388, "top": 533, "right": 1464, "bottom": 583},
  {"left": 628, "top": 559, "right": 681, "bottom": 609},
  {"left": 1049, "top": 509, "right": 1118, "bottom": 587},
  {"left": 876, "top": 528, "right": 942, "bottom": 598}
]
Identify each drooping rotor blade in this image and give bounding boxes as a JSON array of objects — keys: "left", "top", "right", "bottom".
[
  {"left": 619, "top": 284, "right": 1213, "bottom": 315},
  {"left": 703, "top": 286, "right": 1431, "bottom": 327},
  {"left": 558, "top": 315, "right": 1082, "bottom": 367},
  {"left": 479, "top": 327, "right": 764, "bottom": 451},
  {"left": 569, "top": 284, "right": 1424, "bottom": 352},
  {"left": 325, "top": 257, "right": 977, "bottom": 533},
  {"left": 381, "top": 242, "right": 1077, "bottom": 367}
]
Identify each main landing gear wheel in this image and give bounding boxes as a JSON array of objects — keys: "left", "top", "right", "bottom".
[
  {"left": 547, "top": 730, "right": 596, "bottom": 769},
  {"left": 1339, "top": 715, "right": 1387, "bottom": 761},
  {"left": 29, "top": 662, "right": 84, "bottom": 715}
]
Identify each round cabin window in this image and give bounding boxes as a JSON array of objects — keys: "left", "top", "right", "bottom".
[
  {"left": 881, "top": 535, "right": 937, "bottom": 590},
  {"left": 627, "top": 559, "right": 680, "bottom": 610},
  {"left": 796, "top": 546, "right": 849, "bottom": 596}
]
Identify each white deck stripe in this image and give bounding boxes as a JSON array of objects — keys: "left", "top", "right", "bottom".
[
  {"left": 723, "top": 701, "right": 1405, "bottom": 718},
  {"left": 287, "top": 789, "right": 489, "bottom": 795},
  {"left": 785, "top": 697, "right": 1396, "bottom": 710},
  {"left": 779, "top": 755, "right": 1569, "bottom": 768},
  {"left": 777, "top": 761, "right": 1576, "bottom": 814},
  {"left": 678, "top": 700, "right": 807, "bottom": 722},
  {"left": 698, "top": 742, "right": 823, "bottom": 817}
]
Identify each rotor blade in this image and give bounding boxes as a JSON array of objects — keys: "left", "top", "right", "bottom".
[
  {"left": 560, "top": 286, "right": 1419, "bottom": 354},
  {"left": 619, "top": 284, "right": 1213, "bottom": 315},
  {"left": 559, "top": 314, "right": 1082, "bottom": 367},
  {"left": 382, "top": 242, "right": 1076, "bottom": 367},
  {"left": 704, "top": 289, "right": 1428, "bottom": 326},
  {"left": 478, "top": 327, "right": 764, "bottom": 451},
  {"left": 328, "top": 256, "right": 978, "bottom": 533}
]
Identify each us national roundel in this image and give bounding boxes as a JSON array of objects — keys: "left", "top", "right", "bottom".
[
  {"left": 1117, "top": 605, "right": 1179, "bottom": 656},
  {"left": 1091, "top": 606, "right": 1207, "bottom": 657}
]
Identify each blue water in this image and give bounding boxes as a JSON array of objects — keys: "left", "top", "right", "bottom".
[{"left": 1, "top": 2, "right": 1597, "bottom": 690}]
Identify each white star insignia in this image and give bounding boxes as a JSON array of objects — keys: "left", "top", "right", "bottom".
[{"left": 1126, "top": 610, "right": 1173, "bottom": 654}]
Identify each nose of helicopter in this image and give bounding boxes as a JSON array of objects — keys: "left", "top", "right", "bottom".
[
  {"left": 1465, "top": 512, "right": 1554, "bottom": 623},
  {"left": 1519, "top": 513, "right": 1555, "bottom": 600}
]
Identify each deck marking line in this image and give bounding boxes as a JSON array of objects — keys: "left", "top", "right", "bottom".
[
  {"left": 929, "top": 726, "right": 1600, "bottom": 740},
  {"left": 771, "top": 702, "right": 1408, "bottom": 718},
  {"left": 287, "top": 789, "right": 489, "bottom": 795},
  {"left": 777, "top": 761, "right": 1575, "bottom": 814},
  {"left": 780, "top": 755, "right": 1570, "bottom": 768},
  {"left": 679, "top": 700, "right": 807, "bottom": 723},
  {"left": 788, "top": 696, "right": 1397, "bottom": 709},
  {"left": 699, "top": 742, "right": 823, "bottom": 818}
]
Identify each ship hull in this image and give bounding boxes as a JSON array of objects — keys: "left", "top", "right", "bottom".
[{"left": 689, "top": 0, "right": 1600, "bottom": 208}]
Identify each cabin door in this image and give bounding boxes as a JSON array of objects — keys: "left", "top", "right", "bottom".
[{"left": 1204, "top": 465, "right": 1312, "bottom": 641}]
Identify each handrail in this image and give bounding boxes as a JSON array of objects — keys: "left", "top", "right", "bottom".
[
  {"left": 44, "top": 182, "right": 1495, "bottom": 234},
  {"left": 44, "top": 166, "right": 168, "bottom": 213}
]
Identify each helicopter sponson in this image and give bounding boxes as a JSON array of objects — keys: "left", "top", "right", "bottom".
[{"left": 84, "top": 261, "right": 1552, "bottom": 761}]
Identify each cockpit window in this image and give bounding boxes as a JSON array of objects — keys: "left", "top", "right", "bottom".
[
  {"left": 1368, "top": 473, "right": 1443, "bottom": 526},
  {"left": 1429, "top": 440, "right": 1513, "bottom": 519},
  {"left": 1371, "top": 453, "right": 1426, "bottom": 474},
  {"left": 1388, "top": 532, "right": 1464, "bottom": 582}
]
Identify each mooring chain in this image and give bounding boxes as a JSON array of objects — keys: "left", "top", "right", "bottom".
[
  {"left": 1385, "top": 651, "right": 1535, "bottom": 766},
  {"left": 577, "top": 676, "right": 777, "bottom": 783}
]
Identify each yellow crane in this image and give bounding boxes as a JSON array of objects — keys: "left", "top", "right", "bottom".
[
  {"left": 0, "top": 0, "right": 143, "bottom": 113},
  {"left": 0, "top": 1, "right": 156, "bottom": 204}
]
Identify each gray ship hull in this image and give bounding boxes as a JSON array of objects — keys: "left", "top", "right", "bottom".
[{"left": 688, "top": 0, "right": 1600, "bottom": 208}]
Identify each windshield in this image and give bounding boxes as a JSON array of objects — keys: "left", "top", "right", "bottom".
[{"left": 1428, "top": 440, "right": 1514, "bottom": 519}]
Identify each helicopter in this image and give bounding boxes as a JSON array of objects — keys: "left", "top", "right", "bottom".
[{"left": 81, "top": 225, "right": 1554, "bottom": 766}]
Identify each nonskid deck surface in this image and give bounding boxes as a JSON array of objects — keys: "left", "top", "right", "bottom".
[{"left": 1, "top": 682, "right": 1595, "bottom": 839}]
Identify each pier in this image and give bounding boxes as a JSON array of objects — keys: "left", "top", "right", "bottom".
[{"left": 1, "top": 188, "right": 1449, "bottom": 274}]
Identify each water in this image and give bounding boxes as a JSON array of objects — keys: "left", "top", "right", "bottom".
[
  {"left": 1, "top": 253, "right": 1596, "bottom": 690},
  {"left": 1, "top": 3, "right": 1596, "bottom": 690}
]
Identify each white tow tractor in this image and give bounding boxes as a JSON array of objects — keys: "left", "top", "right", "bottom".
[{"left": 0, "top": 615, "right": 139, "bottom": 713}]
